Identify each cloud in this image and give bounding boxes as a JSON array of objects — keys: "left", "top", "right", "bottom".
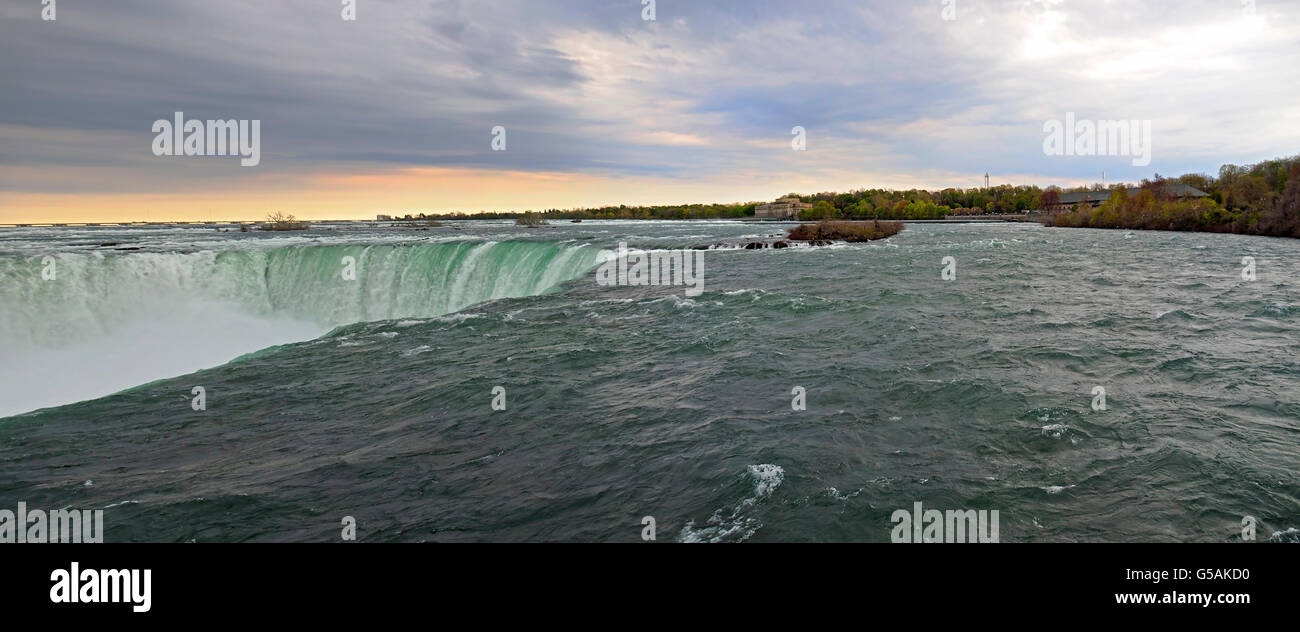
[{"left": 0, "top": 0, "right": 1297, "bottom": 219}]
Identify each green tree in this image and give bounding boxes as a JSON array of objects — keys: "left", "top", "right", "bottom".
[{"left": 800, "top": 200, "right": 838, "bottom": 220}]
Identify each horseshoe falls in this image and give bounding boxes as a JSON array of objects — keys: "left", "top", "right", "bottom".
[{"left": 0, "top": 234, "right": 602, "bottom": 417}]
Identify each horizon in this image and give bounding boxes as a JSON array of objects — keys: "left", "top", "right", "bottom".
[
  {"left": 0, "top": 171, "right": 1228, "bottom": 225},
  {"left": 3, "top": 0, "right": 1298, "bottom": 223}
]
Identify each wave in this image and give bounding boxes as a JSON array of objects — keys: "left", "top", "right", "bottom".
[
  {"left": 1154, "top": 309, "right": 1207, "bottom": 321},
  {"left": 678, "top": 464, "right": 785, "bottom": 543},
  {"left": 0, "top": 240, "right": 601, "bottom": 417}
]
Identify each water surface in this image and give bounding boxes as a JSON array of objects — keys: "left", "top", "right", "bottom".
[{"left": 1, "top": 221, "right": 1296, "bottom": 542}]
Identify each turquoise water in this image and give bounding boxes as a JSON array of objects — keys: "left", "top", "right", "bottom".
[{"left": 1, "top": 221, "right": 1297, "bottom": 542}]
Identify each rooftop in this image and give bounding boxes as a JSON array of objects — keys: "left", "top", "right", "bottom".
[{"left": 1057, "top": 184, "right": 1209, "bottom": 205}]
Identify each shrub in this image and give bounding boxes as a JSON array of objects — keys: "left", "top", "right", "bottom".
[
  {"left": 515, "top": 212, "right": 548, "bottom": 227},
  {"left": 787, "top": 220, "right": 904, "bottom": 242},
  {"left": 260, "top": 211, "right": 308, "bottom": 231}
]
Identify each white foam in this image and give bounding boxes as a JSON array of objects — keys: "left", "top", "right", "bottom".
[
  {"left": 0, "top": 240, "right": 600, "bottom": 417},
  {"left": 1267, "top": 527, "right": 1299, "bottom": 542},
  {"left": 678, "top": 464, "right": 785, "bottom": 543},
  {"left": 1041, "top": 423, "right": 1068, "bottom": 438}
]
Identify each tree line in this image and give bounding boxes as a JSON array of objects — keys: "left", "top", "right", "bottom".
[
  {"left": 374, "top": 154, "right": 1300, "bottom": 238},
  {"left": 1044, "top": 155, "right": 1300, "bottom": 237}
]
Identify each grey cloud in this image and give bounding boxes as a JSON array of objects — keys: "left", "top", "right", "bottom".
[{"left": 0, "top": 0, "right": 1297, "bottom": 193}]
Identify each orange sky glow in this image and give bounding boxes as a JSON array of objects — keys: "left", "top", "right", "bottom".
[{"left": 1, "top": 164, "right": 1100, "bottom": 225}]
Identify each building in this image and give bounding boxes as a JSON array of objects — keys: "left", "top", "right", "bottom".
[
  {"left": 1046, "top": 184, "right": 1209, "bottom": 212},
  {"left": 376, "top": 214, "right": 392, "bottom": 221},
  {"left": 754, "top": 197, "right": 813, "bottom": 220}
]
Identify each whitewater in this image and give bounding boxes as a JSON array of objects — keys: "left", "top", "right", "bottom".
[{"left": 0, "top": 226, "right": 605, "bottom": 416}]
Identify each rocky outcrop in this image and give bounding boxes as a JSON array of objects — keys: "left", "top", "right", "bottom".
[{"left": 694, "top": 239, "right": 833, "bottom": 250}]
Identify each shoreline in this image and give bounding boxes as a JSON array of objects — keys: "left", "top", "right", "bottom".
[{"left": 4, "top": 215, "right": 1298, "bottom": 243}]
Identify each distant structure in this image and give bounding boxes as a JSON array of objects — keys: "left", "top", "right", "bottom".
[
  {"left": 754, "top": 197, "right": 813, "bottom": 220},
  {"left": 1046, "top": 184, "right": 1210, "bottom": 212},
  {"left": 984, "top": 173, "right": 990, "bottom": 188},
  {"left": 376, "top": 214, "right": 392, "bottom": 221}
]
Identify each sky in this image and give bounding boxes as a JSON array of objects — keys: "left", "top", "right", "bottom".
[{"left": 1, "top": 0, "right": 1298, "bottom": 223}]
